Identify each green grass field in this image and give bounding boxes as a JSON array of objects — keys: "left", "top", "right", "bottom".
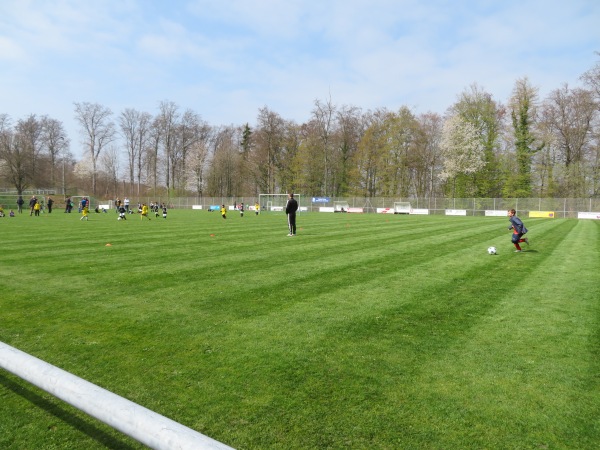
[{"left": 1, "top": 209, "right": 599, "bottom": 449}]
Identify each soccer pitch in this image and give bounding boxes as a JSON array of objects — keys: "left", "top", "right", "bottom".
[{"left": 1, "top": 210, "right": 599, "bottom": 449}]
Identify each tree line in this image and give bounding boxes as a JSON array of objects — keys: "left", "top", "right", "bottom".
[{"left": 1, "top": 57, "right": 599, "bottom": 199}]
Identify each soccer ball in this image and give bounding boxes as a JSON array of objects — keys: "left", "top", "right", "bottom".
[{"left": 487, "top": 246, "right": 497, "bottom": 255}]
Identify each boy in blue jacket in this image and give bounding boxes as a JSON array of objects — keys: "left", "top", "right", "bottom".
[{"left": 508, "top": 209, "right": 529, "bottom": 252}]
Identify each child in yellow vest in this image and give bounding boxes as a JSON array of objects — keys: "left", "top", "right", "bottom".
[{"left": 141, "top": 203, "right": 151, "bottom": 220}]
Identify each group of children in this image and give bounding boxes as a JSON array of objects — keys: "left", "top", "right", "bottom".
[
  {"left": 117, "top": 202, "right": 168, "bottom": 221},
  {"left": 220, "top": 202, "right": 260, "bottom": 219},
  {"left": 75, "top": 199, "right": 168, "bottom": 221}
]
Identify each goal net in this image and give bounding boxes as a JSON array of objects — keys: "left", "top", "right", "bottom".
[
  {"left": 394, "top": 202, "right": 411, "bottom": 214},
  {"left": 259, "top": 194, "right": 301, "bottom": 213},
  {"left": 334, "top": 201, "right": 349, "bottom": 212}
]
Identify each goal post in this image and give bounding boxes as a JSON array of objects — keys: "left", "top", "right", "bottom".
[
  {"left": 334, "top": 201, "right": 349, "bottom": 212},
  {"left": 394, "top": 202, "right": 411, "bottom": 214},
  {"left": 259, "top": 194, "right": 301, "bottom": 213}
]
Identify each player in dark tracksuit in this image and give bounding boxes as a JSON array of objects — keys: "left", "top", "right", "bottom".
[
  {"left": 285, "top": 193, "right": 298, "bottom": 236},
  {"left": 508, "top": 209, "right": 529, "bottom": 252}
]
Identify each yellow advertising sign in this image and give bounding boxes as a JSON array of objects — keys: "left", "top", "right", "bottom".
[{"left": 529, "top": 211, "right": 555, "bottom": 218}]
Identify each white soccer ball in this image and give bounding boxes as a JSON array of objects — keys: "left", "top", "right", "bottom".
[{"left": 487, "top": 246, "right": 497, "bottom": 255}]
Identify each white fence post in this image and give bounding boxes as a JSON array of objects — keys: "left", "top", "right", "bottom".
[{"left": 0, "top": 341, "right": 234, "bottom": 450}]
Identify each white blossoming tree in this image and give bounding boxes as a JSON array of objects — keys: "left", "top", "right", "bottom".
[{"left": 439, "top": 114, "right": 485, "bottom": 197}]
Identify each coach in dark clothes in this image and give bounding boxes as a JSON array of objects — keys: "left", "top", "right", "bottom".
[{"left": 285, "top": 193, "right": 298, "bottom": 236}]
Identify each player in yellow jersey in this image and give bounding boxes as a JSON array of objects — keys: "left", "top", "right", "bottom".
[
  {"left": 80, "top": 206, "right": 89, "bottom": 221},
  {"left": 220, "top": 204, "right": 227, "bottom": 219},
  {"left": 141, "top": 203, "right": 151, "bottom": 220},
  {"left": 255, "top": 202, "right": 259, "bottom": 215}
]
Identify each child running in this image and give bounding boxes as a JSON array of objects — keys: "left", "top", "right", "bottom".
[
  {"left": 141, "top": 203, "right": 151, "bottom": 220},
  {"left": 507, "top": 209, "right": 529, "bottom": 252}
]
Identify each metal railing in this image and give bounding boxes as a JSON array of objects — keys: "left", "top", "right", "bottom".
[{"left": 0, "top": 341, "right": 234, "bottom": 450}]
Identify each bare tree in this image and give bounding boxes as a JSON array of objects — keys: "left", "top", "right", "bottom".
[
  {"left": 187, "top": 136, "right": 212, "bottom": 197},
  {"left": 207, "top": 126, "right": 241, "bottom": 196},
  {"left": 74, "top": 102, "right": 116, "bottom": 195},
  {"left": 184, "top": 120, "right": 212, "bottom": 197},
  {"left": 541, "top": 84, "right": 597, "bottom": 195},
  {"left": 311, "top": 97, "right": 336, "bottom": 195},
  {"left": 100, "top": 145, "right": 121, "bottom": 197},
  {"left": 145, "top": 116, "right": 162, "bottom": 197},
  {"left": 581, "top": 52, "right": 600, "bottom": 102},
  {"left": 40, "top": 116, "right": 69, "bottom": 190},
  {"left": 0, "top": 115, "right": 29, "bottom": 194},
  {"left": 156, "top": 101, "right": 180, "bottom": 194},
  {"left": 252, "top": 107, "right": 286, "bottom": 193},
  {"left": 120, "top": 109, "right": 152, "bottom": 195},
  {"left": 173, "top": 109, "right": 209, "bottom": 194},
  {"left": 15, "top": 114, "right": 44, "bottom": 186}
]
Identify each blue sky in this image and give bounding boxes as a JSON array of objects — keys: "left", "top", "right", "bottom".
[{"left": 1, "top": 0, "right": 599, "bottom": 158}]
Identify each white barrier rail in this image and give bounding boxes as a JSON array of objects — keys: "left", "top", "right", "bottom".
[{"left": 0, "top": 341, "right": 234, "bottom": 450}]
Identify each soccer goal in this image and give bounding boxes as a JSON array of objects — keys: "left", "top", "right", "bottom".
[
  {"left": 334, "top": 201, "right": 349, "bottom": 212},
  {"left": 394, "top": 202, "right": 411, "bottom": 214},
  {"left": 259, "top": 194, "right": 301, "bottom": 213}
]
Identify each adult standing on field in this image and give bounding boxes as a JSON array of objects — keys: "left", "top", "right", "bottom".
[
  {"left": 47, "top": 196, "right": 54, "bottom": 213},
  {"left": 29, "top": 195, "right": 37, "bottom": 216},
  {"left": 285, "top": 193, "right": 298, "bottom": 236},
  {"left": 508, "top": 209, "right": 529, "bottom": 252},
  {"left": 17, "top": 196, "right": 24, "bottom": 214}
]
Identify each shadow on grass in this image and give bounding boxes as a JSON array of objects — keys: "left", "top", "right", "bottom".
[{"left": 0, "top": 372, "right": 139, "bottom": 450}]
